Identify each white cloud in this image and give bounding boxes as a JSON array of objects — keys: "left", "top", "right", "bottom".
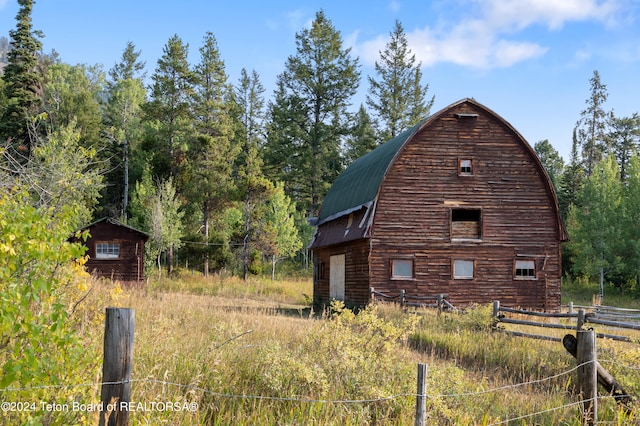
[
  {"left": 479, "top": 0, "right": 624, "bottom": 30},
  {"left": 355, "top": 0, "right": 626, "bottom": 69}
]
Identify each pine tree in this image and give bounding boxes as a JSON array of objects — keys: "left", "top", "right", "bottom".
[
  {"left": 0, "top": 0, "right": 44, "bottom": 156},
  {"left": 264, "top": 10, "right": 360, "bottom": 215},
  {"left": 185, "top": 32, "right": 239, "bottom": 275},
  {"left": 533, "top": 139, "right": 564, "bottom": 190},
  {"left": 343, "top": 104, "right": 378, "bottom": 164},
  {"left": 609, "top": 112, "right": 640, "bottom": 183},
  {"left": 235, "top": 68, "right": 271, "bottom": 279},
  {"left": 367, "top": 20, "right": 434, "bottom": 141},
  {"left": 142, "top": 34, "right": 195, "bottom": 182},
  {"left": 575, "top": 70, "right": 610, "bottom": 177}
]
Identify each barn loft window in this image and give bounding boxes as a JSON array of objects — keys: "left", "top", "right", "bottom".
[
  {"left": 391, "top": 258, "right": 414, "bottom": 279},
  {"left": 451, "top": 209, "right": 481, "bottom": 240},
  {"left": 515, "top": 260, "right": 536, "bottom": 279},
  {"left": 453, "top": 259, "right": 475, "bottom": 279},
  {"left": 458, "top": 158, "right": 473, "bottom": 175},
  {"left": 96, "top": 242, "right": 120, "bottom": 259}
]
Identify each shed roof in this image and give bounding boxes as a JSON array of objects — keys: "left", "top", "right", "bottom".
[{"left": 79, "top": 217, "right": 150, "bottom": 239}]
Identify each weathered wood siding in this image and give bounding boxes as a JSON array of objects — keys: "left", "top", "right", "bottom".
[
  {"left": 84, "top": 221, "right": 146, "bottom": 282},
  {"left": 313, "top": 239, "right": 370, "bottom": 307},
  {"left": 369, "top": 102, "right": 563, "bottom": 311}
]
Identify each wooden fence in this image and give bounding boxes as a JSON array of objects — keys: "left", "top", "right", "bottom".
[
  {"left": 369, "top": 287, "right": 457, "bottom": 311},
  {"left": 492, "top": 300, "right": 640, "bottom": 343}
]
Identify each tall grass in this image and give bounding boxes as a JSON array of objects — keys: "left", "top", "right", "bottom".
[{"left": 61, "top": 276, "right": 640, "bottom": 425}]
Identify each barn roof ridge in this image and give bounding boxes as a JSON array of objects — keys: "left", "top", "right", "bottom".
[
  {"left": 316, "top": 98, "right": 567, "bottom": 241},
  {"left": 318, "top": 98, "right": 474, "bottom": 224}
]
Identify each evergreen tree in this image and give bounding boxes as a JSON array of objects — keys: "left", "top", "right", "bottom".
[
  {"left": 367, "top": 20, "right": 434, "bottom": 141},
  {"left": 609, "top": 112, "right": 640, "bottom": 183},
  {"left": 343, "top": 104, "right": 378, "bottom": 164},
  {"left": 574, "top": 70, "right": 610, "bottom": 177},
  {"left": 264, "top": 10, "right": 360, "bottom": 215},
  {"left": 235, "top": 68, "right": 271, "bottom": 279},
  {"left": 0, "top": 0, "right": 43, "bottom": 156},
  {"left": 102, "top": 42, "right": 147, "bottom": 220},
  {"left": 558, "top": 130, "right": 585, "bottom": 221},
  {"left": 186, "top": 32, "right": 239, "bottom": 275},
  {"left": 534, "top": 139, "right": 564, "bottom": 190},
  {"left": 142, "top": 34, "right": 195, "bottom": 183}
]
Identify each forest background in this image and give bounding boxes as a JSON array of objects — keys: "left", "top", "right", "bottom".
[{"left": 1, "top": 1, "right": 640, "bottom": 293}]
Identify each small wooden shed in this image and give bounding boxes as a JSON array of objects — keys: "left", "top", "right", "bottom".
[
  {"left": 310, "top": 98, "right": 568, "bottom": 311},
  {"left": 75, "top": 217, "right": 149, "bottom": 282}
]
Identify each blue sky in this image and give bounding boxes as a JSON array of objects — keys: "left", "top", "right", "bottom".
[{"left": 1, "top": 0, "right": 639, "bottom": 160}]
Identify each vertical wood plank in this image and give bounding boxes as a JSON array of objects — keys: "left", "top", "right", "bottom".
[
  {"left": 415, "top": 363, "right": 427, "bottom": 426},
  {"left": 99, "top": 308, "right": 135, "bottom": 426},
  {"left": 577, "top": 330, "right": 597, "bottom": 425}
]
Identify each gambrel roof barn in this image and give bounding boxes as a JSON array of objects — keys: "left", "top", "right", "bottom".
[{"left": 310, "top": 98, "right": 568, "bottom": 311}]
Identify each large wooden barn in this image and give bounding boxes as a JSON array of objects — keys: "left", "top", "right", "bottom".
[
  {"left": 310, "top": 98, "right": 568, "bottom": 311},
  {"left": 74, "top": 217, "right": 149, "bottom": 283}
]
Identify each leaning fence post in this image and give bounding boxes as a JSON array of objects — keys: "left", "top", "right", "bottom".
[
  {"left": 99, "top": 308, "right": 135, "bottom": 426},
  {"left": 437, "top": 294, "right": 443, "bottom": 314},
  {"left": 415, "top": 363, "right": 427, "bottom": 426},
  {"left": 370, "top": 287, "right": 375, "bottom": 302},
  {"left": 577, "top": 330, "right": 597, "bottom": 426}
]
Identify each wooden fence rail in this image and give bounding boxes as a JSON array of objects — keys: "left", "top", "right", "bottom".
[
  {"left": 369, "top": 287, "right": 457, "bottom": 311},
  {"left": 493, "top": 300, "right": 640, "bottom": 344}
]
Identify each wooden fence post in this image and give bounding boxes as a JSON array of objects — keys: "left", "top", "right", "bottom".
[
  {"left": 99, "top": 308, "right": 135, "bottom": 426},
  {"left": 577, "top": 309, "right": 586, "bottom": 331},
  {"left": 370, "top": 287, "right": 375, "bottom": 302},
  {"left": 400, "top": 289, "right": 406, "bottom": 307},
  {"left": 437, "top": 294, "right": 443, "bottom": 314},
  {"left": 415, "top": 363, "right": 427, "bottom": 426},
  {"left": 568, "top": 301, "right": 574, "bottom": 314},
  {"left": 577, "top": 330, "right": 597, "bottom": 425}
]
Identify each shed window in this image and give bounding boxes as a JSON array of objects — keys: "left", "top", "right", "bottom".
[
  {"left": 96, "top": 243, "right": 120, "bottom": 259},
  {"left": 453, "top": 259, "right": 474, "bottom": 279},
  {"left": 391, "top": 259, "right": 414, "bottom": 279},
  {"left": 459, "top": 159, "right": 473, "bottom": 175},
  {"left": 515, "top": 260, "right": 536, "bottom": 279},
  {"left": 451, "top": 209, "right": 481, "bottom": 240}
]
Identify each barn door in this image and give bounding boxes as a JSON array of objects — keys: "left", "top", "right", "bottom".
[{"left": 329, "top": 254, "right": 345, "bottom": 300}]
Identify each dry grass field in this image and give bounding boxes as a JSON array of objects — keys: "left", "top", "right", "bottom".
[{"left": 9, "top": 273, "right": 640, "bottom": 425}]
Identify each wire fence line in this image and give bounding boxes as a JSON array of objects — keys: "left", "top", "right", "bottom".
[
  {"left": 0, "top": 359, "right": 635, "bottom": 424},
  {"left": 0, "top": 359, "right": 607, "bottom": 402}
]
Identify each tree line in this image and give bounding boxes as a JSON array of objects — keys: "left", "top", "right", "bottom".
[
  {"left": 535, "top": 70, "right": 640, "bottom": 299},
  {"left": 0, "top": 2, "right": 433, "bottom": 278},
  {"left": 2, "top": 1, "right": 639, "bottom": 294}
]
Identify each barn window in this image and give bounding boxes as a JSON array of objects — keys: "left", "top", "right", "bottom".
[
  {"left": 458, "top": 158, "right": 473, "bottom": 175},
  {"left": 315, "top": 261, "right": 325, "bottom": 281},
  {"left": 453, "top": 259, "right": 474, "bottom": 279},
  {"left": 515, "top": 260, "right": 536, "bottom": 279},
  {"left": 451, "top": 209, "right": 481, "bottom": 240},
  {"left": 96, "top": 242, "right": 120, "bottom": 259},
  {"left": 391, "top": 258, "right": 414, "bottom": 279}
]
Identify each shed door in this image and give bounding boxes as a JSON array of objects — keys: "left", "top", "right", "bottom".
[{"left": 330, "top": 254, "right": 345, "bottom": 300}]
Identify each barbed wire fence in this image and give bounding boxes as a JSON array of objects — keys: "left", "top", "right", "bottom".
[{"left": 1, "top": 357, "right": 637, "bottom": 425}]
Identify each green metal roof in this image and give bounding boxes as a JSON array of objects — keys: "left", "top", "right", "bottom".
[{"left": 318, "top": 121, "right": 422, "bottom": 224}]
